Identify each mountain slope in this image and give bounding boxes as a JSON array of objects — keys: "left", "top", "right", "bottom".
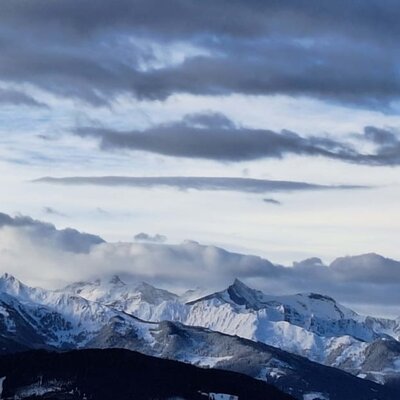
[
  {"left": 0, "top": 348, "right": 295, "bottom": 400},
  {"left": 0, "top": 273, "right": 157, "bottom": 350},
  {"left": 63, "top": 275, "right": 185, "bottom": 322},
  {"left": 64, "top": 275, "right": 400, "bottom": 384},
  {"left": 182, "top": 280, "right": 400, "bottom": 382},
  {"left": 88, "top": 319, "right": 396, "bottom": 400},
  {"left": 0, "top": 273, "right": 395, "bottom": 399}
]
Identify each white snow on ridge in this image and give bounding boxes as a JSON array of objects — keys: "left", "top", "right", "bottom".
[
  {"left": 2, "top": 272, "right": 400, "bottom": 385},
  {"left": 16, "top": 382, "right": 64, "bottom": 398},
  {"left": 180, "top": 355, "right": 233, "bottom": 368},
  {"left": 63, "top": 275, "right": 178, "bottom": 308},
  {"left": 59, "top": 274, "right": 400, "bottom": 355},
  {"left": 60, "top": 275, "right": 400, "bottom": 382},
  {"left": 0, "top": 273, "right": 156, "bottom": 348},
  {"left": 208, "top": 394, "right": 238, "bottom": 400},
  {"left": 303, "top": 392, "right": 329, "bottom": 400}
]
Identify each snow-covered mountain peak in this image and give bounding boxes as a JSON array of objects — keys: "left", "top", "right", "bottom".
[
  {"left": 288, "top": 292, "right": 357, "bottom": 321},
  {"left": 295, "top": 292, "right": 341, "bottom": 309},
  {"left": 189, "top": 279, "right": 356, "bottom": 319},
  {"left": 62, "top": 280, "right": 93, "bottom": 292},
  {"left": 108, "top": 274, "right": 126, "bottom": 286},
  {"left": 231, "top": 278, "right": 250, "bottom": 291},
  {"left": 185, "top": 279, "right": 265, "bottom": 309},
  {"left": 61, "top": 276, "right": 180, "bottom": 314},
  {"left": 134, "top": 282, "right": 178, "bottom": 304},
  {"left": 180, "top": 287, "right": 210, "bottom": 303},
  {"left": 135, "top": 281, "right": 156, "bottom": 290},
  {"left": 226, "top": 278, "right": 266, "bottom": 308},
  {"left": 0, "top": 272, "right": 20, "bottom": 287},
  {"left": 0, "top": 273, "right": 39, "bottom": 300},
  {"left": 302, "top": 293, "right": 336, "bottom": 302},
  {"left": 0, "top": 272, "right": 21, "bottom": 286},
  {"left": 293, "top": 257, "right": 325, "bottom": 268},
  {"left": 0, "top": 272, "right": 15, "bottom": 280}
]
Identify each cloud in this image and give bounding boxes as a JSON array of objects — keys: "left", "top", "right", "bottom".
[
  {"left": 0, "top": 212, "right": 277, "bottom": 289},
  {"left": 134, "top": 232, "right": 167, "bottom": 243},
  {"left": 73, "top": 113, "right": 400, "bottom": 166},
  {"left": 0, "top": 212, "right": 104, "bottom": 254},
  {"left": 43, "top": 207, "right": 67, "bottom": 217},
  {"left": 2, "top": 0, "right": 400, "bottom": 42},
  {"left": 1, "top": 212, "right": 400, "bottom": 316},
  {"left": 73, "top": 112, "right": 354, "bottom": 162},
  {"left": 351, "top": 126, "right": 400, "bottom": 165},
  {"left": 0, "top": 1, "right": 400, "bottom": 108},
  {"left": 33, "top": 176, "right": 366, "bottom": 194},
  {"left": 95, "top": 207, "right": 110, "bottom": 216},
  {"left": 363, "top": 126, "right": 399, "bottom": 146},
  {"left": 263, "top": 198, "right": 281, "bottom": 205},
  {"left": 0, "top": 88, "right": 47, "bottom": 108},
  {"left": 0, "top": 214, "right": 400, "bottom": 314}
]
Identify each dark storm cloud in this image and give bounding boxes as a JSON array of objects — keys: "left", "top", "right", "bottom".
[
  {"left": 1, "top": 1, "right": 400, "bottom": 107},
  {"left": 119, "top": 44, "right": 400, "bottom": 106},
  {"left": 73, "top": 112, "right": 355, "bottom": 161},
  {"left": 74, "top": 112, "right": 400, "bottom": 166},
  {"left": 33, "top": 176, "right": 366, "bottom": 194},
  {"left": 0, "top": 212, "right": 104, "bottom": 253},
  {"left": 2, "top": 1, "right": 400, "bottom": 42},
  {"left": 353, "top": 126, "right": 400, "bottom": 166},
  {"left": 363, "top": 126, "right": 399, "bottom": 146},
  {"left": 0, "top": 88, "right": 47, "bottom": 108}
]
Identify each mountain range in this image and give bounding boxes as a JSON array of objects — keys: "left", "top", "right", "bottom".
[
  {"left": 63, "top": 272, "right": 400, "bottom": 383},
  {"left": 0, "top": 271, "right": 399, "bottom": 399}
]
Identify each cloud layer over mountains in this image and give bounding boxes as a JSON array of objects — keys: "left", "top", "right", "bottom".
[
  {"left": 1, "top": 212, "right": 399, "bottom": 317},
  {"left": 0, "top": 212, "right": 104, "bottom": 253}
]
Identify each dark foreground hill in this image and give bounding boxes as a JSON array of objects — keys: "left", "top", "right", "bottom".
[{"left": 0, "top": 348, "right": 294, "bottom": 400}]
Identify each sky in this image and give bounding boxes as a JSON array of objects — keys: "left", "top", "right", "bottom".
[{"left": 1, "top": 1, "right": 400, "bottom": 316}]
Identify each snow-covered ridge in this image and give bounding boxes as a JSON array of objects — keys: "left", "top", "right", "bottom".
[
  {"left": 60, "top": 274, "right": 400, "bottom": 382},
  {"left": 61, "top": 274, "right": 187, "bottom": 322},
  {"left": 0, "top": 272, "right": 156, "bottom": 348},
  {"left": 2, "top": 272, "right": 400, "bottom": 386},
  {"left": 63, "top": 274, "right": 178, "bottom": 305},
  {"left": 63, "top": 275, "right": 398, "bottom": 341}
]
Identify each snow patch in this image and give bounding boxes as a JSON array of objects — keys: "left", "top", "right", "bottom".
[
  {"left": 0, "top": 377, "right": 5, "bottom": 399},
  {"left": 209, "top": 394, "right": 238, "bottom": 400},
  {"left": 198, "top": 393, "right": 238, "bottom": 400},
  {"left": 16, "top": 380, "right": 67, "bottom": 398},
  {"left": 0, "top": 306, "right": 16, "bottom": 332},
  {"left": 181, "top": 355, "right": 233, "bottom": 368},
  {"left": 303, "top": 392, "right": 329, "bottom": 400}
]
